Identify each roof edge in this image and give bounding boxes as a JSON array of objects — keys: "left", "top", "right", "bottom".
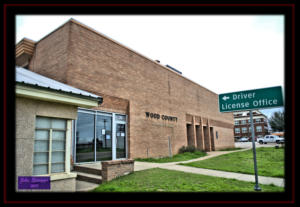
[
  {"left": 16, "top": 82, "right": 103, "bottom": 105},
  {"left": 68, "top": 18, "right": 218, "bottom": 96},
  {"left": 18, "top": 18, "right": 218, "bottom": 96}
]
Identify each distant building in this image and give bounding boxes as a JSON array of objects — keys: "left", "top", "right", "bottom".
[{"left": 233, "top": 110, "right": 269, "bottom": 140}]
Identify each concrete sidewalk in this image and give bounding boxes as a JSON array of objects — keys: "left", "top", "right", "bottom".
[
  {"left": 134, "top": 149, "right": 285, "bottom": 188},
  {"left": 160, "top": 165, "right": 284, "bottom": 187},
  {"left": 76, "top": 180, "right": 99, "bottom": 192}
]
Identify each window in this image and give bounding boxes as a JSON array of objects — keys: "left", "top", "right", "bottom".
[
  {"left": 234, "top": 121, "right": 239, "bottom": 125},
  {"left": 242, "top": 127, "right": 247, "bottom": 133},
  {"left": 216, "top": 131, "right": 219, "bottom": 139},
  {"left": 256, "top": 126, "right": 262, "bottom": 132},
  {"left": 241, "top": 120, "right": 247, "bottom": 125},
  {"left": 33, "top": 117, "right": 66, "bottom": 175},
  {"left": 255, "top": 118, "right": 261, "bottom": 123},
  {"left": 235, "top": 128, "right": 240, "bottom": 134}
]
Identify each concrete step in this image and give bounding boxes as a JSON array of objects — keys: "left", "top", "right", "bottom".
[
  {"left": 73, "top": 165, "right": 102, "bottom": 176},
  {"left": 76, "top": 180, "right": 99, "bottom": 192},
  {"left": 75, "top": 172, "right": 102, "bottom": 184}
]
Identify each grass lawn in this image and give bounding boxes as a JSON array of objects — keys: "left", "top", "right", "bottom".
[
  {"left": 180, "top": 147, "right": 284, "bottom": 178},
  {"left": 92, "top": 168, "right": 284, "bottom": 192},
  {"left": 135, "top": 151, "right": 207, "bottom": 163}
]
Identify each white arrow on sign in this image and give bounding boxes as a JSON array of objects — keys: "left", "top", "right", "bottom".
[{"left": 222, "top": 96, "right": 230, "bottom": 101}]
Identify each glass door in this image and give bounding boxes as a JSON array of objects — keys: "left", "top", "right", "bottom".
[
  {"left": 116, "top": 123, "right": 126, "bottom": 159},
  {"left": 114, "top": 114, "right": 127, "bottom": 159},
  {"left": 96, "top": 114, "right": 112, "bottom": 161},
  {"left": 75, "top": 109, "right": 127, "bottom": 163},
  {"left": 75, "top": 112, "right": 95, "bottom": 162}
]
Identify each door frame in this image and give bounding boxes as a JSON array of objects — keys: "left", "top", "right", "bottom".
[
  {"left": 112, "top": 113, "right": 128, "bottom": 160},
  {"left": 73, "top": 108, "right": 127, "bottom": 164}
]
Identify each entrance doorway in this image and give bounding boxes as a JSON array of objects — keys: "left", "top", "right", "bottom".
[
  {"left": 210, "top": 127, "right": 215, "bottom": 151},
  {"left": 74, "top": 109, "right": 127, "bottom": 163},
  {"left": 186, "top": 124, "right": 194, "bottom": 146},
  {"left": 195, "top": 125, "right": 203, "bottom": 150},
  {"left": 203, "top": 126, "right": 210, "bottom": 151},
  {"left": 115, "top": 114, "right": 127, "bottom": 159}
]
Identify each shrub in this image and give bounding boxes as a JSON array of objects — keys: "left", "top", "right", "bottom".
[{"left": 178, "top": 145, "right": 196, "bottom": 154}]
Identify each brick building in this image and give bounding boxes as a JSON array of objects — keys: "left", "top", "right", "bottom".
[
  {"left": 233, "top": 110, "right": 269, "bottom": 141},
  {"left": 16, "top": 18, "right": 235, "bottom": 165}
]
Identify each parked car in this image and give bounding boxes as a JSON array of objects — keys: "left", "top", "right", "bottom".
[
  {"left": 239, "top": 137, "right": 249, "bottom": 142},
  {"left": 257, "top": 135, "right": 284, "bottom": 144}
]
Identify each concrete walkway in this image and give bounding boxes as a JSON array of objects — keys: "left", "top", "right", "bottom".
[
  {"left": 134, "top": 149, "right": 250, "bottom": 171},
  {"left": 76, "top": 146, "right": 284, "bottom": 191},
  {"left": 76, "top": 180, "right": 99, "bottom": 192},
  {"left": 134, "top": 149, "right": 285, "bottom": 188}
]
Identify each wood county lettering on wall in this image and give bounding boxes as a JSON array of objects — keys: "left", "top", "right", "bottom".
[{"left": 145, "top": 112, "right": 178, "bottom": 122}]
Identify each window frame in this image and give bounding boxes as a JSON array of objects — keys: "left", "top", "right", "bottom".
[
  {"left": 256, "top": 126, "right": 262, "bottom": 132},
  {"left": 33, "top": 116, "right": 70, "bottom": 176},
  {"left": 235, "top": 128, "right": 240, "bottom": 134}
]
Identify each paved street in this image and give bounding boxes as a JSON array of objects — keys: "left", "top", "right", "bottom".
[{"left": 235, "top": 142, "right": 278, "bottom": 149}]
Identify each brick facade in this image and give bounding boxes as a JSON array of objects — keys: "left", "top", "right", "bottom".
[
  {"left": 233, "top": 111, "right": 269, "bottom": 140},
  {"left": 22, "top": 19, "right": 235, "bottom": 159}
]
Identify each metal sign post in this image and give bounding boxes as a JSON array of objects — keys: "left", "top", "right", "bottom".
[
  {"left": 218, "top": 86, "right": 284, "bottom": 192},
  {"left": 249, "top": 110, "right": 261, "bottom": 191}
]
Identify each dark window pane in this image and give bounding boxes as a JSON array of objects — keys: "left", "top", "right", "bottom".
[
  {"left": 116, "top": 123, "right": 126, "bottom": 159},
  {"left": 76, "top": 112, "right": 95, "bottom": 162}
]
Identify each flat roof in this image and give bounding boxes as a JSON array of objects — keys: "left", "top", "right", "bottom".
[{"left": 24, "top": 18, "right": 218, "bottom": 96}]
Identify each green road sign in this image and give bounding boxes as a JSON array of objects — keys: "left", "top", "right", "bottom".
[{"left": 219, "top": 86, "right": 284, "bottom": 112}]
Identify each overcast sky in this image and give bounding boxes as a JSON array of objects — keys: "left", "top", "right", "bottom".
[{"left": 16, "top": 15, "right": 284, "bottom": 118}]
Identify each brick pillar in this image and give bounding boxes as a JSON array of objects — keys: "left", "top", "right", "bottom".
[
  {"left": 199, "top": 117, "right": 205, "bottom": 151},
  {"left": 203, "top": 119, "right": 211, "bottom": 152},
  {"left": 207, "top": 118, "right": 212, "bottom": 152},
  {"left": 192, "top": 116, "right": 197, "bottom": 147}
]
